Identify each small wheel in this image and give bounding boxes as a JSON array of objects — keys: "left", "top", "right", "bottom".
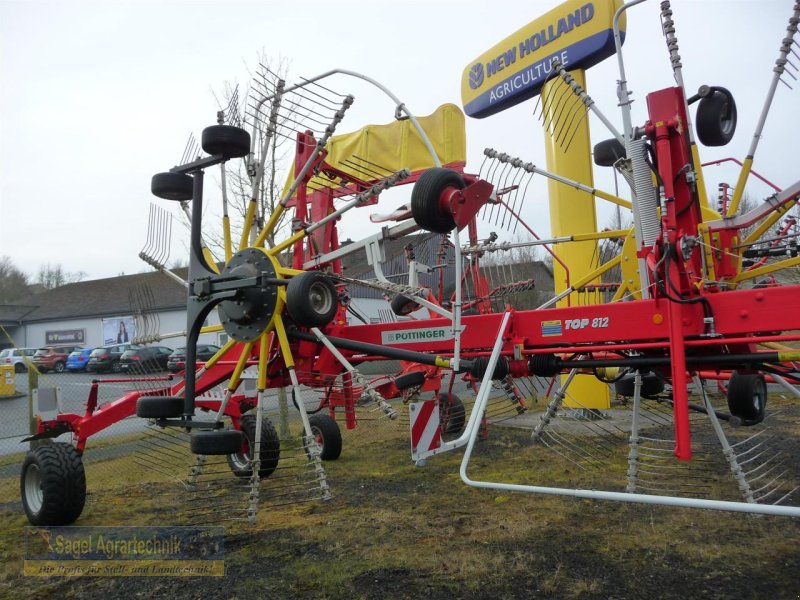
[
  {"left": 615, "top": 373, "right": 664, "bottom": 399},
  {"left": 306, "top": 414, "right": 342, "bottom": 461},
  {"left": 410, "top": 168, "right": 464, "bottom": 233},
  {"left": 439, "top": 393, "right": 465, "bottom": 438},
  {"left": 390, "top": 294, "right": 421, "bottom": 316},
  {"left": 395, "top": 371, "right": 426, "bottom": 390},
  {"left": 21, "top": 442, "right": 86, "bottom": 525},
  {"left": 151, "top": 172, "right": 194, "bottom": 201},
  {"left": 696, "top": 89, "right": 737, "bottom": 147},
  {"left": 136, "top": 396, "right": 184, "bottom": 418},
  {"left": 727, "top": 372, "right": 767, "bottom": 424},
  {"left": 286, "top": 272, "right": 338, "bottom": 328},
  {"left": 227, "top": 414, "right": 281, "bottom": 478},
  {"left": 53, "top": 362, "right": 65, "bottom": 374},
  {"left": 201, "top": 124, "right": 251, "bottom": 158},
  {"left": 190, "top": 430, "right": 245, "bottom": 455},
  {"left": 593, "top": 138, "right": 626, "bottom": 167}
]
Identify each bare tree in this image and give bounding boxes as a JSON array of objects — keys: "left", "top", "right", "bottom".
[
  {"left": 203, "top": 55, "right": 295, "bottom": 258},
  {"left": 0, "top": 256, "right": 30, "bottom": 303},
  {"left": 36, "top": 263, "right": 85, "bottom": 290}
]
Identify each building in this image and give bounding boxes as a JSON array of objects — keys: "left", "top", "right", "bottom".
[{"left": 0, "top": 236, "right": 554, "bottom": 351}]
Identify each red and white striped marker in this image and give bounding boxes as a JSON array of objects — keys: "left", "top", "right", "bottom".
[{"left": 409, "top": 400, "right": 441, "bottom": 460}]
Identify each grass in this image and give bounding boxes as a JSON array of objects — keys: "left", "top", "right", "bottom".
[{"left": 0, "top": 408, "right": 799, "bottom": 599}]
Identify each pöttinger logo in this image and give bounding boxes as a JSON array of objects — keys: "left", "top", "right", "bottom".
[{"left": 469, "top": 63, "right": 484, "bottom": 89}]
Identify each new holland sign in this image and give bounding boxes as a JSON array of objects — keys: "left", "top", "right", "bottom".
[{"left": 461, "top": 0, "right": 625, "bottom": 118}]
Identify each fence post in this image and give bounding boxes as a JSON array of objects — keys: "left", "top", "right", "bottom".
[{"left": 28, "top": 367, "right": 39, "bottom": 450}]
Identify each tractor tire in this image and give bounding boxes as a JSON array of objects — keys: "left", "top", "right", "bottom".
[
  {"left": 593, "top": 138, "right": 626, "bottom": 167},
  {"left": 21, "top": 442, "right": 86, "bottom": 526},
  {"left": 727, "top": 372, "right": 767, "bottom": 424},
  {"left": 286, "top": 272, "right": 338, "bottom": 328},
  {"left": 306, "top": 414, "right": 342, "bottom": 461},
  {"left": 390, "top": 294, "right": 421, "bottom": 316},
  {"left": 190, "top": 430, "right": 245, "bottom": 455},
  {"left": 151, "top": 172, "right": 194, "bottom": 201},
  {"left": 227, "top": 414, "right": 281, "bottom": 478},
  {"left": 395, "top": 371, "right": 426, "bottom": 390},
  {"left": 696, "top": 89, "right": 737, "bottom": 147},
  {"left": 615, "top": 373, "right": 665, "bottom": 399},
  {"left": 410, "top": 168, "right": 464, "bottom": 233},
  {"left": 439, "top": 393, "right": 466, "bottom": 437},
  {"left": 201, "top": 124, "right": 251, "bottom": 158},
  {"left": 136, "top": 396, "right": 184, "bottom": 418}
]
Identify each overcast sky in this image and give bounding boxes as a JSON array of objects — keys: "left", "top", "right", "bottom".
[{"left": 1, "top": 0, "right": 795, "bottom": 283}]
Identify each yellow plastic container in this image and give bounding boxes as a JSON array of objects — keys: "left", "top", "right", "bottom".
[{"left": 0, "top": 364, "right": 15, "bottom": 397}]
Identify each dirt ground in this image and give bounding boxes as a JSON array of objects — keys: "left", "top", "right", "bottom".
[{"left": 2, "top": 405, "right": 799, "bottom": 600}]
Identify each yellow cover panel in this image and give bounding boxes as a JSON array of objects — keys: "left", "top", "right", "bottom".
[{"left": 280, "top": 103, "right": 466, "bottom": 200}]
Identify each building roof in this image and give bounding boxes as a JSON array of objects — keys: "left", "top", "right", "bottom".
[{"left": 3, "top": 269, "right": 188, "bottom": 323}]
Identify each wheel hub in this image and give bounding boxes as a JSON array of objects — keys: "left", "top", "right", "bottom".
[{"left": 218, "top": 248, "right": 280, "bottom": 342}]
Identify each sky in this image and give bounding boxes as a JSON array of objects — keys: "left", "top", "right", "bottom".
[{"left": 0, "top": 0, "right": 796, "bottom": 283}]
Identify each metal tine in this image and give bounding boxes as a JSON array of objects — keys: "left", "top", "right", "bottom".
[
  {"left": 550, "top": 82, "right": 580, "bottom": 144},
  {"left": 772, "top": 486, "right": 799, "bottom": 506},
  {"left": 540, "top": 429, "right": 609, "bottom": 467},
  {"left": 502, "top": 168, "right": 525, "bottom": 232},
  {"left": 542, "top": 79, "right": 573, "bottom": 138},
  {"left": 499, "top": 165, "right": 526, "bottom": 231},
  {"left": 554, "top": 92, "right": 585, "bottom": 150},
  {"left": 511, "top": 172, "right": 535, "bottom": 235},
  {"left": 487, "top": 161, "right": 511, "bottom": 226},
  {"left": 537, "top": 435, "right": 593, "bottom": 471},
  {"left": 531, "top": 63, "right": 561, "bottom": 125},
  {"left": 281, "top": 92, "right": 339, "bottom": 127},
  {"left": 562, "top": 107, "right": 591, "bottom": 154}
]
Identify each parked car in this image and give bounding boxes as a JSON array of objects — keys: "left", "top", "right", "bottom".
[
  {"left": 65, "top": 347, "right": 96, "bottom": 372},
  {"left": 32, "top": 345, "right": 82, "bottom": 373},
  {"left": 86, "top": 343, "right": 140, "bottom": 373},
  {"left": 167, "top": 344, "right": 221, "bottom": 373},
  {"left": 119, "top": 346, "right": 174, "bottom": 373},
  {"left": 0, "top": 347, "right": 37, "bottom": 373}
]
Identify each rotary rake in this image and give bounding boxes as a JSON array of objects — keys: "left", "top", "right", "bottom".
[{"left": 19, "top": 0, "right": 800, "bottom": 526}]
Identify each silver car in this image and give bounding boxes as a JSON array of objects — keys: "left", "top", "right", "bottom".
[{"left": 0, "top": 347, "right": 37, "bottom": 372}]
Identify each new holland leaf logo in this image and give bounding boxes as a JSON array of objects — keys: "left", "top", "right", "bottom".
[{"left": 469, "top": 63, "right": 484, "bottom": 89}]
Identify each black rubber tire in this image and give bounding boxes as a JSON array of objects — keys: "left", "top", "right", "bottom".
[
  {"left": 696, "top": 89, "right": 737, "bottom": 147},
  {"left": 111, "top": 361, "right": 122, "bottom": 374},
  {"left": 151, "top": 172, "right": 194, "bottom": 201},
  {"left": 727, "top": 372, "right": 767, "bottom": 424},
  {"left": 136, "top": 396, "right": 184, "bottom": 418},
  {"left": 469, "top": 356, "right": 510, "bottom": 380},
  {"left": 615, "top": 373, "right": 665, "bottom": 399},
  {"left": 410, "top": 168, "right": 464, "bottom": 233},
  {"left": 395, "top": 371, "right": 426, "bottom": 390},
  {"left": 201, "top": 125, "right": 251, "bottom": 158},
  {"left": 286, "top": 272, "right": 338, "bottom": 328},
  {"left": 307, "top": 414, "right": 342, "bottom": 461},
  {"left": 593, "top": 138, "right": 626, "bottom": 167},
  {"left": 190, "top": 429, "right": 245, "bottom": 455},
  {"left": 227, "top": 414, "right": 281, "bottom": 478},
  {"left": 390, "top": 294, "right": 421, "bottom": 316},
  {"left": 21, "top": 442, "right": 86, "bottom": 526},
  {"left": 439, "top": 393, "right": 466, "bottom": 437},
  {"left": 53, "top": 361, "right": 65, "bottom": 374},
  {"left": 15, "top": 362, "right": 26, "bottom": 373}
]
